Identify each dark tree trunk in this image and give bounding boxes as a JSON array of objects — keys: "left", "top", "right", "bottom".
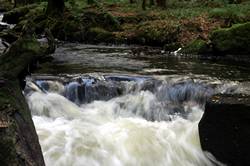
[
  {"left": 142, "top": 0, "right": 146, "bottom": 10},
  {"left": 149, "top": 0, "right": 154, "bottom": 6},
  {"left": 87, "top": 0, "right": 95, "bottom": 5},
  {"left": 46, "top": 0, "right": 65, "bottom": 16},
  {"left": 156, "top": 0, "right": 166, "bottom": 8}
]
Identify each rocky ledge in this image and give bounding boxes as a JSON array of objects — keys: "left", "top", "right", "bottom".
[{"left": 199, "top": 94, "right": 250, "bottom": 166}]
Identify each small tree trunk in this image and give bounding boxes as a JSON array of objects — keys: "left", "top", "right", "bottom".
[
  {"left": 156, "top": 0, "right": 166, "bottom": 8},
  {"left": 149, "top": 0, "right": 154, "bottom": 6},
  {"left": 87, "top": 0, "right": 95, "bottom": 5},
  {"left": 142, "top": 0, "right": 146, "bottom": 10},
  {"left": 46, "top": 0, "right": 65, "bottom": 16}
]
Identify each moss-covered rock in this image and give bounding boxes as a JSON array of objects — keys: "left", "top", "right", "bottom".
[
  {"left": 87, "top": 27, "right": 115, "bottom": 43},
  {"left": 49, "top": 18, "right": 85, "bottom": 42},
  {"left": 181, "top": 39, "right": 211, "bottom": 54},
  {"left": 2, "top": 3, "right": 46, "bottom": 32},
  {"left": 0, "top": 0, "right": 12, "bottom": 12},
  {"left": 80, "top": 11, "right": 121, "bottom": 31},
  {"left": 135, "top": 20, "right": 180, "bottom": 46},
  {"left": 47, "top": 11, "right": 120, "bottom": 42},
  {"left": 210, "top": 22, "right": 250, "bottom": 55}
]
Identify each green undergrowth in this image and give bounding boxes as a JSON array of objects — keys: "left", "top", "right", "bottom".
[
  {"left": 209, "top": 1, "right": 250, "bottom": 25},
  {"left": 1, "top": 0, "right": 250, "bottom": 54}
]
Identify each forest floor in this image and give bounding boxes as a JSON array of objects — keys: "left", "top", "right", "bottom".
[{"left": 1, "top": 0, "right": 250, "bottom": 54}]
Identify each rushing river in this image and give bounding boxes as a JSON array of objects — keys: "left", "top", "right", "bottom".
[{"left": 24, "top": 43, "right": 250, "bottom": 166}]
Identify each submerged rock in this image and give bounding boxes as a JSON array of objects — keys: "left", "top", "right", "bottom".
[
  {"left": 199, "top": 94, "right": 250, "bottom": 166},
  {"left": 210, "top": 22, "right": 250, "bottom": 55}
]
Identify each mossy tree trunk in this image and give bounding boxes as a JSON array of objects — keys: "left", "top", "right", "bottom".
[
  {"left": 149, "top": 0, "right": 155, "bottom": 6},
  {"left": 46, "top": 0, "right": 65, "bottom": 16},
  {"left": 0, "top": 23, "right": 55, "bottom": 165},
  {"left": 129, "top": 0, "right": 135, "bottom": 4},
  {"left": 142, "top": 0, "right": 146, "bottom": 10}
]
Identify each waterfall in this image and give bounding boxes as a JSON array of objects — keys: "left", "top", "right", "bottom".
[{"left": 25, "top": 75, "right": 234, "bottom": 166}]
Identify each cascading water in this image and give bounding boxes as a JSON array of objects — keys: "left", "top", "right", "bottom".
[
  {"left": 24, "top": 74, "right": 239, "bottom": 166},
  {"left": 22, "top": 41, "right": 250, "bottom": 166}
]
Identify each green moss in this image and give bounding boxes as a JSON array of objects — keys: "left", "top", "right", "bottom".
[
  {"left": 23, "top": 2, "right": 46, "bottom": 21},
  {"left": 48, "top": 17, "right": 85, "bottom": 42},
  {"left": 0, "top": 37, "right": 42, "bottom": 78},
  {"left": 181, "top": 39, "right": 211, "bottom": 54},
  {"left": 210, "top": 22, "right": 250, "bottom": 54}
]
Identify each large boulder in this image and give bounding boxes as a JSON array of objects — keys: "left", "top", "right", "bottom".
[
  {"left": 210, "top": 22, "right": 250, "bottom": 55},
  {"left": 199, "top": 94, "right": 250, "bottom": 166}
]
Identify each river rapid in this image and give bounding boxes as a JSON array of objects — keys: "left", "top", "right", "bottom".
[{"left": 24, "top": 43, "right": 250, "bottom": 166}]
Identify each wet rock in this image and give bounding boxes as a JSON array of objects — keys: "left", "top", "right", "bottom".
[
  {"left": 0, "top": 24, "right": 8, "bottom": 32},
  {"left": 210, "top": 22, "right": 250, "bottom": 55},
  {"left": 63, "top": 79, "right": 123, "bottom": 104},
  {"left": 199, "top": 94, "right": 250, "bottom": 166},
  {"left": 0, "top": 30, "right": 19, "bottom": 43},
  {"left": 0, "top": 39, "right": 7, "bottom": 54},
  {"left": 163, "top": 42, "right": 181, "bottom": 52}
]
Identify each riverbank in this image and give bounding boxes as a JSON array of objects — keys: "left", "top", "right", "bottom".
[{"left": 0, "top": 0, "right": 250, "bottom": 56}]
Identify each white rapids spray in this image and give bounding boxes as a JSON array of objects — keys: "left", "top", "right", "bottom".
[{"left": 25, "top": 76, "right": 224, "bottom": 166}]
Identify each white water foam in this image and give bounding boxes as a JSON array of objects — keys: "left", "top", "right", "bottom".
[{"left": 27, "top": 89, "right": 219, "bottom": 166}]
